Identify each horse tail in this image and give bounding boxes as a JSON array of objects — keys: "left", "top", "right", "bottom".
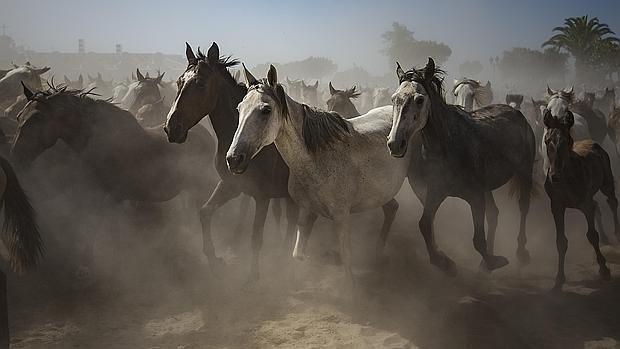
[{"left": 0, "top": 157, "right": 43, "bottom": 273}]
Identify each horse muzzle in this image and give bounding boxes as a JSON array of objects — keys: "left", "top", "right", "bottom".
[
  {"left": 163, "top": 123, "right": 188, "bottom": 144},
  {"left": 226, "top": 153, "right": 249, "bottom": 175},
  {"left": 387, "top": 137, "right": 408, "bottom": 158}
]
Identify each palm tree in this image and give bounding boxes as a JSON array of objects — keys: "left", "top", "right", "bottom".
[{"left": 542, "top": 15, "right": 620, "bottom": 82}]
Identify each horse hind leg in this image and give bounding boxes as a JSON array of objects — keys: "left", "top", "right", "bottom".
[
  {"left": 376, "top": 199, "right": 399, "bottom": 268},
  {"left": 594, "top": 201, "right": 611, "bottom": 245},
  {"left": 516, "top": 173, "right": 533, "bottom": 266},
  {"left": 584, "top": 202, "right": 611, "bottom": 282},
  {"left": 271, "top": 198, "right": 283, "bottom": 237},
  {"left": 479, "top": 192, "right": 499, "bottom": 272},
  {"left": 599, "top": 164, "right": 620, "bottom": 240}
]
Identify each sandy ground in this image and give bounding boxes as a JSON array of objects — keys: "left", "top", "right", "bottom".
[{"left": 6, "top": 184, "right": 620, "bottom": 349}]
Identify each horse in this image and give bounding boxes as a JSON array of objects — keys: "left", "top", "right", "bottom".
[
  {"left": 11, "top": 84, "right": 217, "bottom": 273},
  {"left": 505, "top": 94, "right": 524, "bottom": 110},
  {"left": 86, "top": 73, "right": 114, "bottom": 100},
  {"left": 452, "top": 78, "right": 493, "bottom": 112},
  {"left": 0, "top": 156, "right": 43, "bottom": 348},
  {"left": 164, "top": 42, "right": 298, "bottom": 283},
  {"left": 300, "top": 80, "right": 320, "bottom": 107},
  {"left": 0, "top": 63, "right": 50, "bottom": 111},
  {"left": 372, "top": 87, "right": 391, "bottom": 108},
  {"left": 572, "top": 91, "right": 610, "bottom": 145},
  {"left": 227, "top": 64, "right": 408, "bottom": 287},
  {"left": 285, "top": 77, "right": 303, "bottom": 101},
  {"left": 63, "top": 75, "right": 84, "bottom": 90},
  {"left": 121, "top": 69, "right": 165, "bottom": 116},
  {"left": 387, "top": 58, "right": 535, "bottom": 275},
  {"left": 136, "top": 98, "right": 168, "bottom": 128},
  {"left": 112, "top": 82, "right": 129, "bottom": 104},
  {"left": 594, "top": 87, "right": 616, "bottom": 116},
  {"left": 326, "top": 82, "right": 361, "bottom": 119},
  {"left": 542, "top": 108, "right": 619, "bottom": 291},
  {"left": 609, "top": 107, "right": 620, "bottom": 159}
]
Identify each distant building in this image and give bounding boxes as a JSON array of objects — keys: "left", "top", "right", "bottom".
[{"left": 2, "top": 34, "right": 185, "bottom": 83}]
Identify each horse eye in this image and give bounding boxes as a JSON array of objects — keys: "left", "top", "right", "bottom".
[
  {"left": 260, "top": 106, "right": 272, "bottom": 114},
  {"left": 415, "top": 96, "right": 424, "bottom": 105}
]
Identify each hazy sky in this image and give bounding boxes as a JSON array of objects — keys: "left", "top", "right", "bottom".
[{"left": 3, "top": 0, "right": 620, "bottom": 75}]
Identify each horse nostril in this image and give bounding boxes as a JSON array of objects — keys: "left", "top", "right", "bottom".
[{"left": 399, "top": 139, "right": 407, "bottom": 152}]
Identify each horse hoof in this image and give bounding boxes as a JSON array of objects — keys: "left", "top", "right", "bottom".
[
  {"left": 431, "top": 252, "right": 457, "bottom": 277},
  {"left": 600, "top": 266, "right": 611, "bottom": 281},
  {"left": 516, "top": 248, "right": 531, "bottom": 266},
  {"left": 484, "top": 255, "right": 509, "bottom": 271}
]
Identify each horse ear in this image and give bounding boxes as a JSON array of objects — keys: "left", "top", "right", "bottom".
[
  {"left": 136, "top": 69, "right": 145, "bottom": 82},
  {"left": 505, "top": 95, "right": 509, "bottom": 104},
  {"left": 242, "top": 63, "right": 258, "bottom": 86},
  {"left": 267, "top": 65, "right": 278, "bottom": 87},
  {"left": 78, "top": 74, "right": 83, "bottom": 85},
  {"left": 396, "top": 62, "right": 405, "bottom": 81},
  {"left": 531, "top": 97, "right": 535, "bottom": 105},
  {"left": 64, "top": 75, "right": 71, "bottom": 84},
  {"left": 145, "top": 72, "right": 150, "bottom": 78},
  {"left": 155, "top": 71, "right": 165, "bottom": 84},
  {"left": 207, "top": 42, "right": 220, "bottom": 64},
  {"left": 301, "top": 80, "right": 307, "bottom": 88},
  {"left": 313, "top": 81, "right": 318, "bottom": 89},
  {"left": 21, "top": 81, "right": 34, "bottom": 101},
  {"left": 233, "top": 70, "right": 240, "bottom": 81},
  {"left": 424, "top": 57, "right": 435, "bottom": 82},
  {"left": 565, "top": 86, "right": 574, "bottom": 95},
  {"left": 185, "top": 42, "right": 197, "bottom": 65},
  {"left": 547, "top": 85, "right": 555, "bottom": 96},
  {"left": 485, "top": 81, "right": 491, "bottom": 89},
  {"left": 286, "top": 77, "right": 292, "bottom": 84},
  {"left": 329, "top": 82, "right": 337, "bottom": 95},
  {"left": 34, "top": 67, "right": 50, "bottom": 75}
]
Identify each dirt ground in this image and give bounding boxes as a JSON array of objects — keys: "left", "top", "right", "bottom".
[{"left": 6, "top": 184, "right": 620, "bottom": 349}]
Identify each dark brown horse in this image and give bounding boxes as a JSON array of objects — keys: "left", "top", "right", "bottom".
[
  {"left": 542, "top": 110, "right": 619, "bottom": 290},
  {"left": 126, "top": 69, "right": 165, "bottom": 116},
  {"left": 164, "top": 42, "right": 297, "bottom": 283},
  {"left": 11, "top": 84, "right": 216, "bottom": 278},
  {"left": 572, "top": 93, "right": 610, "bottom": 145},
  {"left": 387, "top": 58, "right": 535, "bottom": 275},
  {"left": 326, "top": 82, "right": 361, "bottom": 119},
  {"left": 0, "top": 156, "right": 43, "bottom": 348}
]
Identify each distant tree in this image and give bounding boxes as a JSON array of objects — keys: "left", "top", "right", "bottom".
[
  {"left": 381, "top": 22, "right": 452, "bottom": 69},
  {"left": 253, "top": 56, "right": 337, "bottom": 80},
  {"left": 458, "top": 60, "right": 484, "bottom": 77},
  {"left": 542, "top": 15, "right": 620, "bottom": 82},
  {"left": 497, "top": 47, "right": 569, "bottom": 85}
]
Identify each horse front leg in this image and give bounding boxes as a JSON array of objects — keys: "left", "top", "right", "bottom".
[
  {"left": 420, "top": 191, "right": 456, "bottom": 276},
  {"left": 292, "top": 209, "right": 318, "bottom": 261},
  {"left": 484, "top": 191, "right": 499, "bottom": 255},
  {"left": 200, "top": 180, "right": 240, "bottom": 274},
  {"left": 282, "top": 197, "right": 299, "bottom": 252},
  {"left": 551, "top": 204, "right": 567, "bottom": 291},
  {"left": 469, "top": 192, "right": 509, "bottom": 271}
]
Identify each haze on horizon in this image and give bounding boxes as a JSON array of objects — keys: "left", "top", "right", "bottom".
[{"left": 3, "top": 0, "right": 620, "bottom": 75}]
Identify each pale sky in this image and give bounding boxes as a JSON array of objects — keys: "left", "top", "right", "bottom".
[{"left": 3, "top": 0, "right": 620, "bottom": 75}]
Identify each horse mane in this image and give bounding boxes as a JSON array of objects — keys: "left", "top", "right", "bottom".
[
  {"left": 301, "top": 104, "right": 350, "bottom": 153},
  {"left": 342, "top": 86, "right": 361, "bottom": 99},
  {"left": 193, "top": 48, "right": 246, "bottom": 93},
  {"left": 250, "top": 81, "right": 350, "bottom": 153}
]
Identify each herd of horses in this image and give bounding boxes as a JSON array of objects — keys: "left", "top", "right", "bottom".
[{"left": 1, "top": 40, "right": 620, "bottom": 345}]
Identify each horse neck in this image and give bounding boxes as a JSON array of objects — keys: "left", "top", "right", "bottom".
[
  {"left": 345, "top": 100, "right": 360, "bottom": 118},
  {"left": 206, "top": 80, "right": 244, "bottom": 152},
  {"left": 273, "top": 95, "right": 313, "bottom": 167},
  {"left": 64, "top": 101, "right": 151, "bottom": 154},
  {"left": 420, "top": 102, "right": 455, "bottom": 157}
]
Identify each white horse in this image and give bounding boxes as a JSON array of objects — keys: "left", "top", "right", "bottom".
[
  {"left": 227, "top": 65, "right": 410, "bottom": 287},
  {"left": 452, "top": 78, "right": 493, "bottom": 112}
]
